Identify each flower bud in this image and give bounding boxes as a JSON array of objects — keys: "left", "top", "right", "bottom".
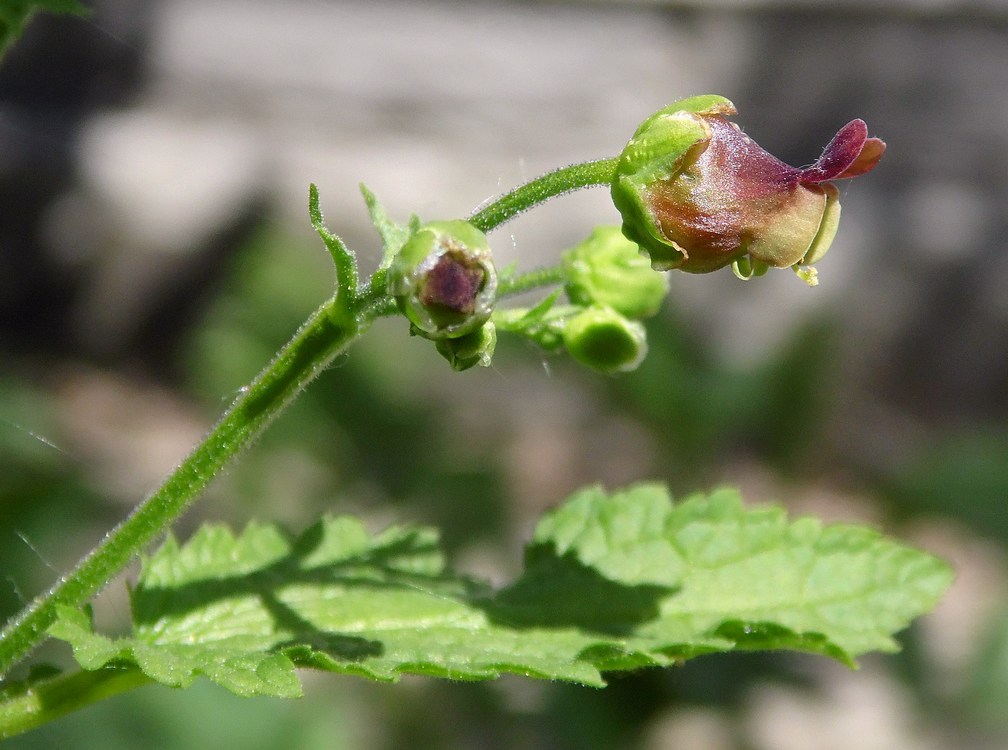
[
  {"left": 562, "top": 226, "right": 669, "bottom": 320},
  {"left": 562, "top": 306, "right": 647, "bottom": 374},
  {"left": 434, "top": 322, "right": 496, "bottom": 371},
  {"left": 611, "top": 95, "right": 884, "bottom": 279},
  {"left": 389, "top": 221, "right": 497, "bottom": 339}
]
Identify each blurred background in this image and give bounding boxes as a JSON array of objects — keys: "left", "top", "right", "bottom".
[{"left": 2, "top": 0, "right": 1008, "bottom": 747}]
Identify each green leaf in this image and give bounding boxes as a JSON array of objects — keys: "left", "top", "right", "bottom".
[
  {"left": 48, "top": 485, "right": 952, "bottom": 696},
  {"left": 49, "top": 605, "right": 302, "bottom": 698},
  {"left": 308, "top": 183, "right": 358, "bottom": 297},
  {"left": 0, "top": 0, "right": 87, "bottom": 59},
  {"left": 359, "top": 183, "right": 414, "bottom": 269},
  {"left": 492, "top": 291, "right": 570, "bottom": 351}
]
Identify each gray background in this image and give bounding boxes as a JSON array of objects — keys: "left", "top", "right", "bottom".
[{"left": 2, "top": 2, "right": 1008, "bottom": 748}]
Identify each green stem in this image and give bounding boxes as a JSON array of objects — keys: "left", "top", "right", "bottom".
[
  {"left": 469, "top": 158, "right": 618, "bottom": 233},
  {"left": 0, "top": 667, "right": 154, "bottom": 739},
  {"left": 0, "top": 160, "right": 616, "bottom": 699},
  {"left": 0, "top": 295, "right": 370, "bottom": 679},
  {"left": 498, "top": 265, "right": 567, "bottom": 298}
]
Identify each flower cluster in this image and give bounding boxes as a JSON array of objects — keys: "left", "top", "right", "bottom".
[{"left": 387, "top": 94, "right": 883, "bottom": 371}]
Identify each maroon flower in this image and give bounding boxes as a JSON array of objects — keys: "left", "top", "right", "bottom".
[{"left": 611, "top": 95, "right": 884, "bottom": 283}]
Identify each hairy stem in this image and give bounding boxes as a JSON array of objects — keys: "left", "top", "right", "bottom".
[
  {"left": 0, "top": 667, "right": 153, "bottom": 739},
  {"left": 0, "top": 163, "right": 616, "bottom": 699},
  {"left": 469, "top": 158, "right": 618, "bottom": 233},
  {"left": 0, "top": 296, "right": 367, "bottom": 678},
  {"left": 498, "top": 265, "right": 567, "bottom": 298}
]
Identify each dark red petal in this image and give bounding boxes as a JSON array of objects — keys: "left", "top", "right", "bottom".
[
  {"left": 836, "top": 137, "right": 885, "bottom": 178},
  {"left": 799, "top": 119, "right": 869, "bottom": 184}
]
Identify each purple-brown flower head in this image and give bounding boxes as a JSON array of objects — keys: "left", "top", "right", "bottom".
[
  {"left": 611, "top": 95, "right": 885, "bottom": 283},
  {"left": 388, "top": 220, "right": 497, "bottom": 339}
]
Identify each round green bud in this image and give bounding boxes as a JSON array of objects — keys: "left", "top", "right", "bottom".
[
  {"left": 563, "top": 226, "right": 669, "bottom": 319},
  {"left": 389, "top": 220, "right": 497, "bottom": 339},
  {"left": 562, "top": 306, "right": 648, "bottom": 374},
  {"left": 434, "top": 321, "right": 496, "bottom": 372}
]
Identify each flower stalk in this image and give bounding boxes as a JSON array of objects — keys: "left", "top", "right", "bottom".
[
  {"left": 469, "top": 159, "right": 618, "bottom": 232},
  {"left": 0, "top": 186, "right": 381, "bottom": 678}
]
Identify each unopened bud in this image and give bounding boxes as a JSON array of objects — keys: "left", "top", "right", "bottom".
[
  {"left": 435, "top": 322, "right": 497, "bottom": 371},
  {"left": 563, "top": 226, "right": 669, "bottom": 319},
  {"left": 389, "top": 221, "right": 497, "bottom": 339},
  {"left": 562, "top": 306, "right": 647, "bottom": 374}
]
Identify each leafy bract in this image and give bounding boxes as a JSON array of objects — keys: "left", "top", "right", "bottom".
[
  {"left": 359, "top": 183, "right": 417, "bottom": 270},
  {"left": 49, "top": 484, "right": 952, "bottom": 696}
]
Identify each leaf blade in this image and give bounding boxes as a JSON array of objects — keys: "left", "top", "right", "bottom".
[{"left": 48, "top": 485, "right": 953, "bottom": 694}]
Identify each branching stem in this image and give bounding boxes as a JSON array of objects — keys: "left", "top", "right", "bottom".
[
  {"left": 0, "top": 163, "right": 616, "bottom": 690},
  {"left": 498, "top": 265, "right": 568, "bottom": 298}
]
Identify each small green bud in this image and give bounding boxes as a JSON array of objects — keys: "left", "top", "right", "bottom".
[
  {"left": 562, "top": 306, "right": 647, "bottom": 374},
  {"left": 563, "top": 226, "right": 669, "bottom": 320},
  {"left": 389, "top": 220, "right": 497, "bottom": 339},
  {"left": 435, "top": 321, "right": 496, "bottom": 371}
]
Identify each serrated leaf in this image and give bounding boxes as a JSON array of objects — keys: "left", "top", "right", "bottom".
[
  {"left": 513, "top": 484, "right": 953, "bottom": 659},
  {"left": 49, "top": 605, "right": 301, "bottom": 697},
  {"left": 48, "top": 485, "right": 953, "bottom": 696}
]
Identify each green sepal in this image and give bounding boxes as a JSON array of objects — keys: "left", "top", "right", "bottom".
[
  {"left": 309, "top": 184, "right": 359, "bottom": 304},
  {"left": 563, "top": 226, "right": 669, "bottom": 319},
  {"left": 611, "top": 99, "right": 725, "bottom": 271},
  {"left": 359, "top": 183, "right": 415, "bottom": 270},
  {"left": 435, "top": 322, "right": 496, "bottom": 371},
  {"left": 629, "top": 95, "right": 736, "bottom": 138}
]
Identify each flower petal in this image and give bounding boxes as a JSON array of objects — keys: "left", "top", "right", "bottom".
[
  {"left": 836, "top": 136, "right": 885, "bottom": 178},
  {"left": 745, "top": 183, "right": 831, "bottom": 269},
  {"left": 799, "top": 182, "right": 841, "bottom": 266},
  {"left": 799, "top": 119, "right": 870, "bottom": 183}
]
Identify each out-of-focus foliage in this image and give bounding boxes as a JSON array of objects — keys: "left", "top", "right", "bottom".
[
  {"left": 885, "top": 430, "right": 1008, "bottom": 543},
  {"left": 0, "top": 0, "right": 86, "bottom": 59}
]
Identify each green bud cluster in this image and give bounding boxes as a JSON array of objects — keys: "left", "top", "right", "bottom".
[
  {"left": 557, "top": 226, "right": 667, "bottom": 373},
  {"left": 492, "top": 227, "right": 668, "bottom": 375},
  {"left": 563, "top": 226, "right": 669, "bottom": 319},
  {"left": 366, "top": 96, "right": 882, "bottom": 372}
]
